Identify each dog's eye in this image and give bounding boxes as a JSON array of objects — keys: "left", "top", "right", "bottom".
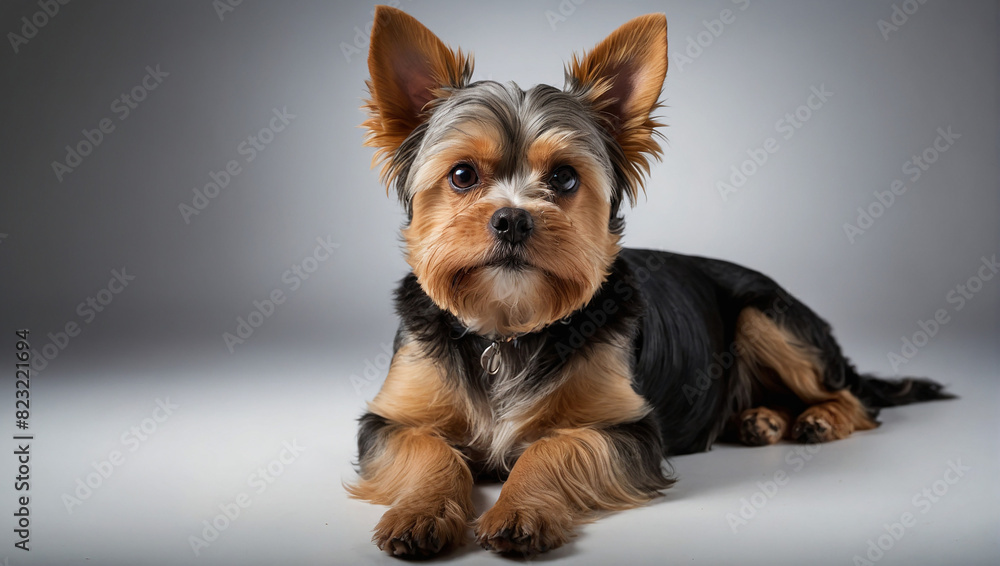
[
  {"left": 549, "top": 165, "right": 578, "bottom": 194},
  {"left": 449, "top": 164, "right": 479, "bottom": 191}
]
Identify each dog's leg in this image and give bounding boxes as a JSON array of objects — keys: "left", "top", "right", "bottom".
[
  {"left": 473, "top": 343, "right": 671, "bottom": 555},
  {"left": 734, "top": 308, "right": 877, "bottom": 443},
  {"left": 348, "top": 420, "right": 473, "bottom": 557},
  {"left": 475, "top": 418, "right": 670, "bottom": 555},
  {"left": 347, "top": 342, "right": 474, "bottom": 558}
]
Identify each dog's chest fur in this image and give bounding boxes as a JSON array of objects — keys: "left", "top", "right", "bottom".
[{"left": 393, "top": 258, "right": 650, "bottom": 472}]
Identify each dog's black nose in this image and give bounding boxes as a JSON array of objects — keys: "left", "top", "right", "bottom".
[{"left": 490, "top": 207, "right": 533, "bottom": 244}]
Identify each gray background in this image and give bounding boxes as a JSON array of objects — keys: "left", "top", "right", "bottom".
[{"left": 0, "top": 1, "right": 997, "bottom": 565}]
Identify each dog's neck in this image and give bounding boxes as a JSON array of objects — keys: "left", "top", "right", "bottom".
[
  {"left": 448, "top": 314, "right": 574, "bottom": 342},
  {"left": 448, "top": 313, "right": 576, "bottom": 375},
  {"left": 395, "top": 257, "right": 644, "bottom": 384}
]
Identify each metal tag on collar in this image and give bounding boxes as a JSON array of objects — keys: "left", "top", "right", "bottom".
[{"left": 480, "top": 341, "right": 502, "bottom": 375}]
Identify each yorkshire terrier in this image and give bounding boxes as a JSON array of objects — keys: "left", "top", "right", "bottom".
[{"left": 347, "top": 6, "right": 952, "bottom": 558}]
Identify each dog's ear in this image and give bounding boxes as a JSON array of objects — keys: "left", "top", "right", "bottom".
[
  {"left": 567, "top": 14, "right": 667, "bottom": 201},
  {"left": 364, "top": 6, "right": 473, "bottom": 186}
]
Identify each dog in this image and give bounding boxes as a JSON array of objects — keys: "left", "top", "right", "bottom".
[{"left": 346, "top": 6, "right": 953, "bottom": 558}]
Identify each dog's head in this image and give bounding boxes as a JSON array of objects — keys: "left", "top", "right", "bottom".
[{"left": 363, "top": 6, "right": 667, "bottom": 337}]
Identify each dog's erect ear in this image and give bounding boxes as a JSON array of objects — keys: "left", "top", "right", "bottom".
[
  {"left": 364, "top": 6, "right": 473, "bottom": 187},
  {"left": 567, "top": 14, "right": 667, "bottom": 201}
]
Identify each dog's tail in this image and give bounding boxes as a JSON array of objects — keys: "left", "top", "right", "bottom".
[{"left": 851, "top": 373, "right": 956, "bottom": 408}]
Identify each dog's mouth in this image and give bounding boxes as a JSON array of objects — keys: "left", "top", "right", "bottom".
[
  {"left": 449, "top": 253, "right": 534, "bottom": 291},
  {"left": 481, "top": 243, "right": 535, "bottom": 271},
  {"left": 483, "top": 255, "right": 530, "bottom": 271}
]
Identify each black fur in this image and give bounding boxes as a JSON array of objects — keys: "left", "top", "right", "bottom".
[
  {"left": 392, "top": 257, "right": 643, "bottom": 402},
  {"left": 356, "top": 412, "right": 393, "bottom": 471},
  {"left": 355, "top": 11, "right": 958, "bottom": 559},
  {"left": 358, "top": 247, "right": 954, "bottom": 469},
  {"left": 853, "top": 376, "right": 956, "bottom": 408},
  {"left": 622, "top": 248, "right": 954, "bottom": 454},
  {"left": 603, "top": 415, "right": 676, "bottom": 494},
  {"left": 359, "top": 254, "right": 655, "bottom": 480}
]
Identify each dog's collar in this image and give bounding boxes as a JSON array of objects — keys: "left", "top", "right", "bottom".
[
  {"left": 449, "top": 315, "right": 574, "bottom": 375},
  {"left": 478, "top": 336, "right": 514, "bottom": 375}
]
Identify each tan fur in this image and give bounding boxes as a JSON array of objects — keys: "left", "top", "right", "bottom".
[
  {"left": 525, "top": 129, "right": 616, "bottom": 200},
  {"left": 363, "top": 6, "right": 474, "bottom": 189},
  {"left": 476, "top": 427, "right": 658, "bottom": 555},
  {"left": 345, "top": 425, "right": 474, "bottom": 556},
  {"left": 737, "top": 406, "right": 792, "bottom": 446},
  {"left": 734, "top": 308, "right": 877, "bottom": 441},
  {"left": 351, "top": 333, "right": 655, "bottom": 555},
  {"left": 471, "top": 341, "right": 651, "bottom": 470},
  {"left": 567, "top": 13, "right": 668, "bottom": 202},
  {"left": 408, "top": 121, "right": 503, "bottom": 195},
  {"left": 794, "top": 401, "right": 872, "bottom": 442},
  {"left": 364, "top": 8, "right": 666, "bottom": 338},
  {"left": 365, "top": 342, "right": 467, "bottom": 434},
  {"left": 358, "top": 334, "right": 649, "bottom": 473},
  {"left": 540, "top": 341, "right": 650, "bottom": 428},
  {"left": 346, "top": 343, "right": 477, "bottom": 554},
  {"left": 402, "top": 128, "right": 620, "bottom": 337},
  {"left": 356, "top": 8, "right": 679, "bottom": 557},
  {"left": 345, "top": 425, "right": 470, "bottom": 505}
]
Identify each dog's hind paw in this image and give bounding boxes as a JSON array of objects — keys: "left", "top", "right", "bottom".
[{"left": 738, "top": 407, "right": 788, "bottom": 446}]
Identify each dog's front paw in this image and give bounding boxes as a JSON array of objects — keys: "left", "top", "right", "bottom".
[
  {"left": 373, "top": 499, "right": 469, "bottom": 558},
  {"left": 475, "top": 503, "right": 573, "bottom": 556}
]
